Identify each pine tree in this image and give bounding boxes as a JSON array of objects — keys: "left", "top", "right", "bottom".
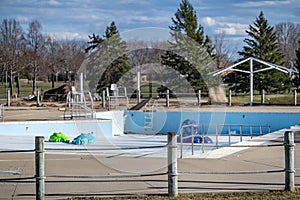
[
  {"left": 170, "top": 0, "right": 212, "bottom": 51},
  {"left": 85, "top": 21, "right": 130, "bottom": 91},
  {"left": 162, "top": 0, "right": 214, "bottom": 93},
  {"left": 238, "top": 11, "right": 291, "bottom": 94}
]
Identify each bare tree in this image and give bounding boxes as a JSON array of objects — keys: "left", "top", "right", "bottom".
[
  {"left": 275, "top": 22, "right": 300, "bottom": 68},
  {"left": 60, "top": 39, "right": 85, "bottom": 84},
  {"left": 213, "top": 32, "right": 239, "bottom": 69},
  {"left": 44, "top": 36, "right": 62, "bottom": 88},
  {"left": 44, "top": 37, "right": 85, "bottom": 88},
  {"left": 25, "top": 20, "right": 45, "bottom": 95},
  {"left": 0, "top": 18, "right": 24, "bottom": 96}
]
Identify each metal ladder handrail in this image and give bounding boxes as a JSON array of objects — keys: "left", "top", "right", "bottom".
[
  {"left": 64, "top": 91, "right": 95, "bottom": 119},
  {"left": 179, "top": 123, "right": 271, "bottom": 158}
]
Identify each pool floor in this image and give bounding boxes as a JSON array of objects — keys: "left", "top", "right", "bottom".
[{"left": 0, "top": 131, "right": 284, "bottom": 158}]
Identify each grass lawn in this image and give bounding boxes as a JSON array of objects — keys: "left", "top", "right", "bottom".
[
  {"left": 0, "top": 80, "right": 299, "bottom": 106},
  {"left": 0, "top": 80, "right": 67, "bottom": 99},
  {"left": 68, "top": 187, "right": 300, "bottom": 199},
  {"left": 230, "top": 93, "right": 300, "bottom": 105}
]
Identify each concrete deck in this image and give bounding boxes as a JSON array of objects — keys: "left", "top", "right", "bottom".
[
  {"left": 2, "top": 105, "right": 300, "bottom": 122},
  {"left": 0, "top": 105, "right": 299, "bottom": 199}
]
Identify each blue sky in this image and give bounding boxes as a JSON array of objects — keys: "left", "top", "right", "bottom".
[{"left": 0, "top": 0, "right": 299, "bottom": 45}]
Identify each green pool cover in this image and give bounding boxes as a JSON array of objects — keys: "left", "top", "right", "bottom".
[{"left": 49, "top": 132, "right": 70, "bottom": 143}]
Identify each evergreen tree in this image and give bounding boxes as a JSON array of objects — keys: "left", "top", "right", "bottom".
[
  {"left": 170, "top": 0, "right": 213, "bottom": 53},
  {"left": 162, "top": 0, "right": 214, "bottom": 93},
  {"left": 85, "top": 22, "right": 130, "bottom": 91},
  {"left": 238, "top": 11, "right": 291, "bottom": 94}
]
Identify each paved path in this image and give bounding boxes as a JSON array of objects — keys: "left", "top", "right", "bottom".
[{"left": 0, "top": 129, "right": 299, "bottom": 199}]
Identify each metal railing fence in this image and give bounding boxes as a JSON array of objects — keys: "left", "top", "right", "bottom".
[
  {"left": 0, "top": 131, "right": 297, "bottom": 199},
  {"left": 179, "top": 123, "right": 271, "bottom": 158}
]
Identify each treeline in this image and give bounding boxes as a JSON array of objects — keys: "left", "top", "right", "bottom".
[
  {"left": 1, "top": 0, "right": 300, "bottom": 98},
  {"left": 0, "top": 19, "right": 86, "bottom": 96},
  {"left": 84, "top": 0, "right": 300, "bottom": 95}
]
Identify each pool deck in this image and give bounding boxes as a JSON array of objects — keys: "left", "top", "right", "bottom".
[
  {"left": 2, "top": 104, "right": 300, "bottom": 121},
  {"left": 0, "top": 105, "right": 300, "bottom": 199}
]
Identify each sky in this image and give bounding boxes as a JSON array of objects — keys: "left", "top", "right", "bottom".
[{"left": 0, "top": 0, "right": 300, "bottom": 47}]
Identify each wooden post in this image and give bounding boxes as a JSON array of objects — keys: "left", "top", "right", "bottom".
[
  {"left": 35, "top": 136, "right": 45, "bottom": 200},
  {"left": 168, "top": 132, "right": 178, "bottom": 197},
  {"left": 284, "top": 131, "right": 294, "bottom": 191}
]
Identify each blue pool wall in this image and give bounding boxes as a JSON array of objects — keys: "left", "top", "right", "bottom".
[
  {"left": 124, "top": 111, "right": 300, "bottom": 135},
  {"left": 0, "top": 120, "right": 112, "bottom": 138}
]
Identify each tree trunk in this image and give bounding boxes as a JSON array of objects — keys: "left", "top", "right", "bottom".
[
  {"left": 32, "top": 64, "right": 37, "bottom": 95},
  {"left": 51, "top": 73, "right": 55, "bottom": 88},
  {"left": 9, "top": 68, "right": 13, "bottom": 96},
  {"left": 16, "top": 73, "right": 20, "bottom": 96}
]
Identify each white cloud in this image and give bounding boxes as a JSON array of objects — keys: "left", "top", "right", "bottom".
[
  {"left": 215, "top": 27, "right": 236, "bottom": 35},
  {"left": 234, "top": 0, "right": 291, "bottom": 8},
  {"left": 47, "top": 0, "right": 62, "bottom": 6},
  {"left": 16, "top": 16, "right": 30, "bottom": 23},
  {"left": 47, "top": 31, "right": 88, "bottom": 41},
  {"left": 202, "top": 17, "right": 216, "bottom": 26},
  {"left": 214, "top": 23, "right": 248, "bottom": 35}
]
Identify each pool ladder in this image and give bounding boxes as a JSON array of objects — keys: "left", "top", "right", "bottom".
[
  {"left": 143, "top": 100, "right": 158, "bottom": 129},
  {"left": 64, "top": 89, "right": 95, "bottom": 120}
]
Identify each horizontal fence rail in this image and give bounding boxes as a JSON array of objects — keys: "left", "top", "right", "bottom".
[
  {"left": 0, "top": 149, "right": 35, "bottom": 153},
  {"left": 47, "top": 172, "right": 168, "bottom": 179},
  {"left": 45, "top": 145, "right": 167, "bottom": 151}
]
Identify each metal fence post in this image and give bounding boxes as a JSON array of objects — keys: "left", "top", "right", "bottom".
[
  {"left": 102, "top": 90, "right": 106, "bottom": 108},
  {"left": 0, "top": 104, "right": 4, "bottom": 122},
  {"left": 166, "top": 89, "right": 170, "bottom": 107},
  {"left": 191, "top": 125, "right": 194, "bottom": 156},
  {"left": 284, "top": 131, "right": 294, "bottom": 191},
  {"left": 37, "top": 90, "right": 40, "bottom": 107},
  {"left": 7, "top": 89, "right": 10, "bottom": 107},
  {"left": 228, "top": 89, "right": 232, "bottom": 106},
  {"left": 261, "top": 89, "right": 265, "bottom": 105},
  {"left": 294, "top": 90, "right": 297, "bottom": 106},
  {"left": 197, "top": 90, "right": 201, "bottom": 106},
  {"left": 168, "top": 132, "right": 178, "bottom": 197},
  {"left": 35, "top": 136, "right": 45, "bottom": 200}
]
